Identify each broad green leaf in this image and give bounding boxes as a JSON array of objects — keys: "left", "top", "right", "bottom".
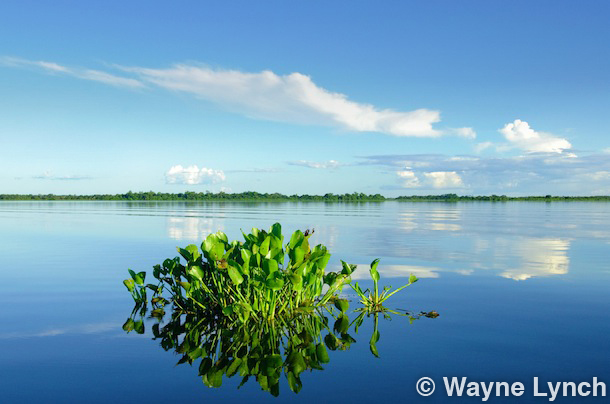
[
  {"left": 286, "top": 371, "right": 302, "bottom": 393},
  {"left": 199, "top": 358, "right": 213, "bottom": 375},
  {"left": 289, "top": 230, "right": 303, "bottom": 249},
  {"left": 134, "top": 271, "right": 146, "bottom": 285},
  {"left": 122, "top": 318, "right": 134, "bottom": 332},
  {"left": 263, "top": 259, "right": 278, "bottom": 275},
  {"left": 185, "top": 244, "right": 200, "bottom": 261},
  {"left": 318, "top": 252, "right": 331, "bottom": 269},
  {"left": 334, "top": 298, "right": 349, "bottom": 313},
  {"left": 222, "top": 305, "right": 234, "bottom": 316},
  {"left": 265, "top": 277, "right": 284, "bottom": 291},
  {"left": 290, "top": 273, "right": 303, "bottom": 291},
  {"left": 227, "top": 265, "right": 244, "bottom": 285},
  {"left": 134, "top": 320, "right": 144, "bottom": 334},
  {"left": 123, "top": 279, "right": 135, "bottom": 292},
  {"left": 187, "top": 265, "right": 205, "bottom": 281},
  {"left": 270, "top": 223, "right": 282, "bottom": 239},
  {"left": 333, "top": 314, "right": 349, "bottom": 334},
  {"left": 203, "top": 369, "right": 223, "bottom": 388},
  {"left": 316, "top": 343, "right": 330, "bottom": 363},
  {"left": 260, "top": 236, "right": 271, "bottom": 256},
  {"left": 216, "top": 231, "right": 228, "bottom": 243}
]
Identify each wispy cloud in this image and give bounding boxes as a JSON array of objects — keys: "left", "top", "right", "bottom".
[
  {"left": 225, "top": 167, "right": 282, "bottom": 174},
  {"left": 165, "top": 165, "right": 226, "bottom": 185},
  {"left": 1, "top": 56, "right": 144, "bottom": 88},
  {"left": 288, "top": 159, "right": 342, "bottom": 169},
  {"left": 2, "top": 57, "right": 478, "bottom": 137},
  {"left": 32, "top": 171, "right": 92, "bottom": 181}
]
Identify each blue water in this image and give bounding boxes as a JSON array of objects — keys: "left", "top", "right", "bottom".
[{"left": 0, "top": 201, "right": 608, "bottom": 403}]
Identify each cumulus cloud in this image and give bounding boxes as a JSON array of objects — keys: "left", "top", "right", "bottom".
[
  {"left": 366, "top": 152, "right": 610, "bottom": 195},
  {"left": 288, "top": 160, "right": 341, "bottom": 169},
  {"left": 2, "top": 57, "right": 481, "bottom": 137},
  {"left": 165, "top": 165, "right": 226, "bottom": 185},
  {"left": 1, "top": 56, "right": 144, "bottom": 88},
  {"left": 423, "top": 171, "right": 464, "bottom": 188},
  {"left": 396, "top": 169, "right": 463, "bottom": 189},
  {"left": 499, "top": 119, "right": 571, "bottom": 153},
  {"left": 396, "top": 170, "right": 420, "bottom": 188}
]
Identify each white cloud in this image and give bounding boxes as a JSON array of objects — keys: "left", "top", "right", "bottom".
[
  {"left": 451, "top": 127, "right": 477, "bottom": 139},
  {"left": 32, "top": 170, "right": 91, "bottom": 180},
  {"left": 1, "top": 56, "right": 144, "bottom": 88},
  {"left": 3, "top": 57, "right": 482, "bottom": 138},
  {"left": 288, "top": 160, "right": 341, "bottom": 169},
  {"left": 423, "top": 171, "right": 464, "bottom": 188},
  {"left": 396, "top": 169, "right": 464, "bottom": 189},
  {"left": 165, "top": 165, "right": 226, "bottom": 185},
  {"left": 396, "top": 170, "right": 420, "bottom": 188},
  {"left": 118, "top": 64, "right": 447, "bottom": 137},
  {"left": 499, "top": 119, "right": 571, "bottom": 153},
  {"left": 474, "top": 141, "right": 494, "bottom": 153}
]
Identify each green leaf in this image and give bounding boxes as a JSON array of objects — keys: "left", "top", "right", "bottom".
[
  {"left": 270, "top": 223, "right": 282, "bottom": 239},
  {"left": 222, "top": 305, "right": 234, "bottom": 316},
  {"left": 187, "top": 265, "right": 205, "bottom": 282},
  {"left": 263, "top": 259, "right": 278, "bottom": 276},
  {"left": 333, "top": 314, "right": 349, "bottom": 334},
  {"left": 409, "top": 274, "right": 419, "bottom": 284},
  {"left": 334, "top": 298, "right": 349, "bottom": 313},
  {"left": 226, "top": 358, "right": 242, "bottom": 377},
  {"left": 199, "top": 358, "right": 213, "bottom": 376},
  {"left": 123, "top": 279, "right": 135, "bottom": 293},
  {"left": 228, "top": 265, "right": 244, "bottom": 285},
  {"left": 290, "top": 273, "right": 303, "bottom": 291},
  {"left": 369, "top": 330, "right": 380, "bottom": 357},
  {"left": 289, "top": 230, "right": 304, "bottom": 249},
  {"left": 185, "top": 244, "right": 201, "bottom": 261},
  {"left": 204, "top": 369, "right": 223, "bottom": 388},
  {"left": 369, "top": 259, "right": 380, "bottom": 282},
  {"left": 286, "top": 371, "right": 302, "bottom": 393},
  {"left": 341, "top": 260, "right": 354, "bottom": 275},
  {"left": 134, "top": 320, "right": 145, "bottom": 334},
  {"left": 260, "top": 236, "right": 271, "bottom": 256},
  {"left": 134, "top": 271, "right": 146, "bottom": 285},
  {"left": 265, "top": 276, "right": 284, "bottom": 291},
  {"left": 316, "top": 343, "right": 330, "bottom": 363},
  {"left": 122, "top": 318, "right": 134, "bottom": 332}
]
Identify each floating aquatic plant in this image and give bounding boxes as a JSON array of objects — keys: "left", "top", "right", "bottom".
[
  {"left": 350, "top": 259, "right": 419, "bottom": 313},
  {"left": 122, "top": 224, "right": 438, "bottom": 396},
  {"left": 123, "top": 302, "right": 434, "bottom": 396}
]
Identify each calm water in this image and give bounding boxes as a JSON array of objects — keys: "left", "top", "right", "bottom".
[{"left": 0, "top": 201, "right": 609, "bottom": 403}]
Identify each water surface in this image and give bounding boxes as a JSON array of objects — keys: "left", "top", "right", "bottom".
[{"left": 0, "top": 201, "right": 608, "bottom": 402}]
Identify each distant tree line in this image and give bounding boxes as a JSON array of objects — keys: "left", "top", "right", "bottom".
[
  {"left": 394, "top": 193, "right": 610, "bottom": 201},
  {"left": 0, "top": 191, "right": 387, "bottom": 201},
  {"left": 1, "top": 192, "right": 610, "bottom": 202}
]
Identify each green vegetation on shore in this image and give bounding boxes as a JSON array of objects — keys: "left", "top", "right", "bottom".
[{"left": 1, "top": 191, "right": 609, "bottom": 201}]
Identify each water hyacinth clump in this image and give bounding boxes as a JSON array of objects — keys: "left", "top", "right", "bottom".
[{"left": 124, "top": 223, "right": 361, "bottom": 322}]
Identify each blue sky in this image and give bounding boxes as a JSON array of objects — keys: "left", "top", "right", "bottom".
[{"left": 1, "top": 0, "right": 609, "bottom": 196}]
